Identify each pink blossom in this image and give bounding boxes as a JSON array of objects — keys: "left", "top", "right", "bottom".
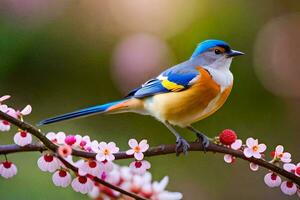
[
  {"left": 0, "top": 120, "right": 11, "bottom": 132},
  {"left": 249, "top": 162, "right": 259, "bottom": 171},
  {"left": 99, "top": 160, "right": 114, "bottom": 174},
  {"left": 5, "top": 107, "right": 18, "bottom": 119},
  {"left": 106, "top": 169, "right": 121, "bottom": 185},
  {"left": 0, "top": 161, "right": 17, "bottom": 179},
  {"left": 46, "top": 132, "right": 66, "bottom": 145},
  {"left": 280, "top": 181, "right": 297, "bottom": 196},
  {"left": 95, "top": 142, "right": 119, "bottom": 162},
  {"left": 78, "top": 160, "right": 102, "bottom": 177},
  {"left": 65, "top": 135, "right": 77, "bottom": 146},
  {"left": 152, "top": 176, "right": 183, "bottom": 200},
  {"left": 37, "top": 154, "right": 61, "bottom": 172},
  {"left": 75, "top": 135, "right": 91, "bottom": 150},
  {"left": 88, "top": 185, "right": 100, "bottom": 199},
  {"left": 71, "top": 176, "right": 94, "bottom": 194},
  {"left": 130, "top": 160, "right": 151, "bottom": 175},
  {"left": 58, "top": 145, "right": 72, "bottom": 158},
  {"left": 126, "top": 139, "right": 149, "bottom": 160},
  {"left": 19, "top": 105, "right": 32, "bottom": 116},
  {"left": 273, "top": 145, "right": 291, "bottom": 163},
  {"left": 52, "top": 170, "right": 72, "bottom": 188},
  {"left": 283, "top": 163, "right": 300, "bottom": 177},
  {"left": 264, "top": 173, "right": 281, "bottom": 188},
  {"left": 223, "top": 139, "right": 242, "bottom": 163},
  {"left": 243, "top": 138, "right": 266, "bottom": 159},
  {"left": 13, "top": 131, "right": 32, "bottom": 146},
  {"left": 0, "top": 95, "right": 11, "bottom": 103}
]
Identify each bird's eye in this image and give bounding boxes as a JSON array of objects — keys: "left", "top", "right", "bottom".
[{"left": 214, "top": 49, "right": 222, "bottom": 55}]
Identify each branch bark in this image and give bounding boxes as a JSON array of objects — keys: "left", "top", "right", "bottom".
[{"left": 1, "top": 110, "right": 299, "bottom": 188}]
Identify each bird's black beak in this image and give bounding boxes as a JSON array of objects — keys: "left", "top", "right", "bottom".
[{"left": 226, "top": 50, "right": 245, "bottom": 58}]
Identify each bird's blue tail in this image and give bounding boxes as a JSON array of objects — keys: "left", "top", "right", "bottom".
[{"left": 38, "top": 99, "right": 127, "bottom": 126}]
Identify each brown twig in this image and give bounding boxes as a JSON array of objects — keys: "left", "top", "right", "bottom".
[
  {"left": 1, "top": 110, "right": 299, "bottom": 187},
  {"left": 0, "top": 111, "right": 147, "bottom": 200}
]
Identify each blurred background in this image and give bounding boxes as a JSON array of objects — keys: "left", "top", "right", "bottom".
[{"left": 1, "top": 0, "right": 300, "bottom": 199}]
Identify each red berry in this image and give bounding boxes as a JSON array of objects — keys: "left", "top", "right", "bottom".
[{"left": 219, "top": 129, "right": 237, "bottom": 145}]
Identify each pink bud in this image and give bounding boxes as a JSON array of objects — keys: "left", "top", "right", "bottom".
[{"left": 65, "top": 135, "right": 76, "bottom": 146}]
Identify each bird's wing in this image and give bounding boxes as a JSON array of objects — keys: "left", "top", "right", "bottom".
[{"left": 126, "top": 65, "right": 200, "bottom": 98}]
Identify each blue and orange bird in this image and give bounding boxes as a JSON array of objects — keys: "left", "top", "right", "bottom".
[{"left": 39, "top": 39, "right": 244, "bottom": 154}]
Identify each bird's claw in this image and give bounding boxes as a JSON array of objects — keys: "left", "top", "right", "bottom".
[
  {"left": 196, "top": 133, "right": 210, "bottom": 152},
  {"left": 176, "top": 137, "right": 190, "bottom": 156}
]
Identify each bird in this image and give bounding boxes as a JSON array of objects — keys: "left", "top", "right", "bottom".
[{"left": 38, "top": 39, "right": 244, "bottom": 155}]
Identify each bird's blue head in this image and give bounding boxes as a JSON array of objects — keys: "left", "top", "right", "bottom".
[{"left": 190, "top": 40, "right": 244, "bottom": 68}]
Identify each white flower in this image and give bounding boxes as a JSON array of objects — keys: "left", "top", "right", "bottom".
[
  {"left": 223, "top": 139, "right": 242, "bottom": 163},
  {"left": 46, "top": 132, "right": 66, "bottom": 144},
  {"left": 0, "top": 120, "right": 10, "bottom": 132},
  {"left": 71, "top": 176, "right": 94, "bottom": 194},
  {"left": 243, "top": 138, "right": 266, "bottom": 159},
  {"left": 249, "top": 162, "right": 259, "bottom": 171},
  {"left": 126, "top": 139, "right": 149, "bottom": 160},
  {"left": 280, "top": 181, "right": 297, "bottom": 196},
  {"left": 78, "top": 160, "right": 102, "bottom": 177},
  {"left": 130, "top": 160, "right": 151, "bottom": 175},
  {"left": 264, "top": 173, "right": 281, "bottom": 188},
  {"left": 37, "top": 154, "right": 61, "bottom": 172},
  {"left": 0, "top": 161, "right": 17, "bottom": 179},
  {"left": 13, "top": 131, "right": 32, "bottom": 146},
  {"left": 52, "top": 170, "right": 72, "bottom": 188},
  {"left": 95, "top": 142, "right": 119, "bottom": 162},
  {"left": 274, "top": 145, "right": 291, "bottom": 163}
]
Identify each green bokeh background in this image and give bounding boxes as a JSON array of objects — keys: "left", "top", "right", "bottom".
[{"left": 1, "top": 0, "right": 300, "bottom": 199}]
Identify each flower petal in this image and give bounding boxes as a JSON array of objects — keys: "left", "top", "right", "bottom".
[
  {"left": 128, "top": 139, "right": 138, "bottom": 148},
  {"left": 243, "top": 148, "right": 253, "bottom": 158},
  {"left": 134, "top": 152, "right": 144, "bottom": 161},
  {"left": 246, "top": 138, "right": 255, "bottom": 147},
  {"left": 20, "top": 105, "right": 32, "bottom": 115},
  {"left": 258, "top": 143, "right": 266, "bottom": 153},
  {"left": 275, "top": 145, "right": 284, "bottom": 154},
  {"left": 126, "top": 149, "right": 135, "bottom": 155},
  {"left": 231, "top": 139, "right": 242, "bottom": 150},
  {"left": 224, "top": 154, "right": 233, "bottom": 163}
]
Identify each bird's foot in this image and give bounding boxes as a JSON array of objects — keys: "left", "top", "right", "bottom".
[
  {"left": 196, "top": 133, "right": 210, "bottom": 152},
  {"left": 176, "top": 137, "right": 190, "bottom": 156}
]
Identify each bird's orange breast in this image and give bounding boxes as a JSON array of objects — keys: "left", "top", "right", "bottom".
[{"left": 148, "top": 67, "right": 232, "bottom": 127}]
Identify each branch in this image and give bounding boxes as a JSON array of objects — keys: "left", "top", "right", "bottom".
[
  {"left": 0, "top": 111, "right": 147, "bottom": 200},
  {"left": 1, "top": 142, "right": 300, "bottom": 186},
  {"left": 1, "top": 110, "right": 299, "bottom": 187}
]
